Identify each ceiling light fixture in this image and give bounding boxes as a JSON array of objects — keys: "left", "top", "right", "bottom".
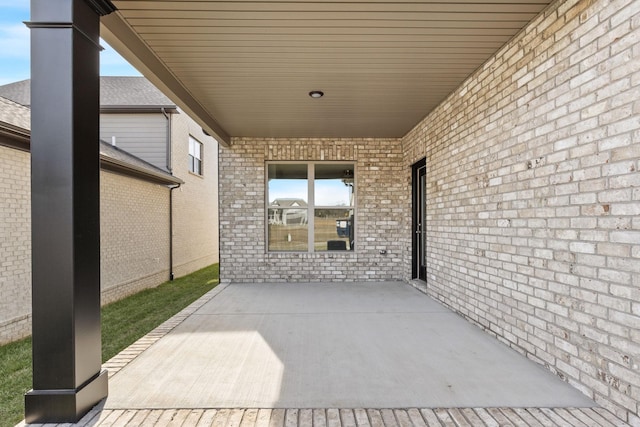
[{"left": 309, "top": 90, "right": 324, "bottom": 99}]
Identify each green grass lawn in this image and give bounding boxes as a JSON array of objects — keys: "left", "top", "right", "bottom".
[{"left": 0, "top": 264, "right": 219, "bottom": 427}]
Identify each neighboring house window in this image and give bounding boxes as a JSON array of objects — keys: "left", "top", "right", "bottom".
[
  {"left": 267, "top": 162, "right": 355, "bottom": 252},
  {"left": 189, "top": 136, "right": 203, "bottom": 175}
]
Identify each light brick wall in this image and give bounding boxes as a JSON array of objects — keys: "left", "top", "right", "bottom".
[
  {"left": 0, "top": 155, "right": 172, "bottom": 342},
  {"left": 219, "top": 138, "right": 405, "bottom": 282},
  {"left": 402, "top": 0, "right": 640, "bottom": 422},
  {"left": 0, "top": 146, "right": 31, "bottom": 344},
  {"left": 171, "top": 111, "right": 219, "bottom": 278},
  {"left": 1, "top": 110, "right": 220, "bottom": 344},
  {"left": 100, "top": 171, "right": 171, "bottom": 304}
]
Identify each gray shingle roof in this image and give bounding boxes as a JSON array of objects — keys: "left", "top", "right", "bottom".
[
  {"left": 0, "top": 95, "right": 30, "bottom": 130},
  {"left": 0, "top": 81, "right": 30, "bottom": 107},
  {"left": 100, "top": 77, "right": 175, "bottom": 108},
  {"left": 0, "top": 77, "right": 176, "bottom": 109},
  {"left": 99, "top": 140, "right": 182, "bottom": 185}
]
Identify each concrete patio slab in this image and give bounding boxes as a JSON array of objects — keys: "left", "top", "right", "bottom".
[{"left": 105, "top": 281, "right": 595, "bottom": 410}]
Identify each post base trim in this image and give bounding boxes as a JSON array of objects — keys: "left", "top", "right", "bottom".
[{"left": 25, "top": 370, "right": 108, "bottom": 424}]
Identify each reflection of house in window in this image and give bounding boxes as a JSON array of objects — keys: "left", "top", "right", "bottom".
[
  {"left": 269, "top": 198, "right": 308, "bottom": 225},
  {"left": 267, "top": 162, "right": 355, "bottom": 252}
]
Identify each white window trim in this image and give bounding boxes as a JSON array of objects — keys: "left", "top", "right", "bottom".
[
  {"left": 189, "top": 136, "right": 203, "bottom": 175},
  {"left": 265, "top": 161, "right": 356, "bottom": 253}
]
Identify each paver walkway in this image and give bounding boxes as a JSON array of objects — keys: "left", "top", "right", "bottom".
[
  {"left": 72, "top": 406, "right": 628, "bottom": 426},
  {"left": 19, "top": 282, "right": 630, "bottom": 426}
]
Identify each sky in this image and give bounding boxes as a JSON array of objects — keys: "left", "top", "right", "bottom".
[{"left": 0, "top": 0, "right": 140, "bottom": 86}]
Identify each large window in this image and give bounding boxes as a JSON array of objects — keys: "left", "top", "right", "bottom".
[
  {"left": 189, "top": 136, "right": 203, "bottom": 175},
  {"left": 267, "top": 162, "right": 355, "bottom": 252}
]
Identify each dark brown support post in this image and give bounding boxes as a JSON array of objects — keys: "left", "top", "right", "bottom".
[{"left": 25, "top": 0, "right": 116, "bottom": 423}]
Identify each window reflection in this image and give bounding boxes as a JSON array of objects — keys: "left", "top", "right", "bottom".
[
  {"left": 314, "top": 209, "right": 353, "bottom": 251},
  {"left": 267, "top": 162, "right": 355, "bottom": 252},
  {"left": 268, "top": 219, "right": 309, "bottom": 252},
  {"left": 314, "top": 164, "right": 354, "bottom": 207},
  {"left": 267, "top": 164, "right": 309, "bottom": 251}
]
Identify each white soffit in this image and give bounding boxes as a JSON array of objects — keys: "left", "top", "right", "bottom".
[{"left": 102, "top": 1, "right": 553, "bottom": 144}]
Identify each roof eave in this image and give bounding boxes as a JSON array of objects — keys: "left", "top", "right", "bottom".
[
  {"left": 101, "top": 105, "right": 179, "bottom": 114},
  {"left": 0, "top": 123, "right": 183, "bottom": 186},
  {"left": 100, "top": 155, "right": 184, "bottom": 186},
  {"left": 0, "top": 123, "right": 30, "bottom": 152}
]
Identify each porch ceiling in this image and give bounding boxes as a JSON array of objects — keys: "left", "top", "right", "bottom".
[{"left": 101, "top": 1, "right": 553, "bottom": 146}]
